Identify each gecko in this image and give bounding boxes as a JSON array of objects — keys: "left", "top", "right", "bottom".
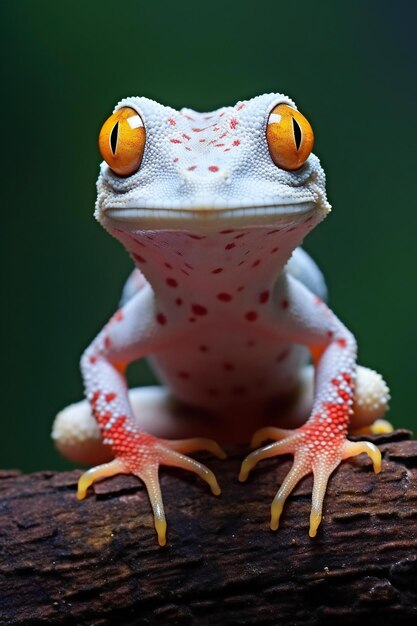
[{"left": 52, "top": 92, "right": 391, "bottom": 546}]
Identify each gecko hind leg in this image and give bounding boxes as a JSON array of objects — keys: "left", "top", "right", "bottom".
[
  {"left": 240, "top": 361, "right": 388, "bottom": 537},
  {"left": 76, "top": 435, "right": 225, "bottom": 546},
  {"left": 239, "top": 429, "right": 381, "bottom": 537}
]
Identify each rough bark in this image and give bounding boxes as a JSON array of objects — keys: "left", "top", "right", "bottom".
[{"left": 0, "top": 430, "right": 416, "bottom": 626}]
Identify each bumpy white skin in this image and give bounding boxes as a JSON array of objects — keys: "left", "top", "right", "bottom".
[{"left": 53, "top": 93, "right": 390, "bottom": 544}]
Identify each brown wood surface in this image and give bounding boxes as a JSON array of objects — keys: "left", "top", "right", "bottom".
[{"left": 0, "top": 430, "right": 416, "bottom": 625}]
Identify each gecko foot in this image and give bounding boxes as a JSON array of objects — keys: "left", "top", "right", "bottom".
[
  {"left": 239, "top": 426, "right": 381, "bottom": 537},
  {"left": 77, "top": 436, "right": 226, "bottom": 546}
]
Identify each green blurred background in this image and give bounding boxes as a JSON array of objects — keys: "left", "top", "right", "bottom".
[{"left": 1, "top": 1, "right": 416, "bottom": 472}]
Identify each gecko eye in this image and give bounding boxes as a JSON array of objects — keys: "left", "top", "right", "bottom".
[
  {"left": 266, "top": 104, "right": 314, "bottom": 171},
  {"left": 98, "top": 107, "right": 146, "bottom": 176}
]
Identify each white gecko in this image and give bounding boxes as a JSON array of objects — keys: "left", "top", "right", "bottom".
[{"left": 53, "top": 92, "right": 391, "bottom": 546}]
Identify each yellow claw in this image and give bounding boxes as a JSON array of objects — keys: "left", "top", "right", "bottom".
[
  {"left": 240, "top": 438, "right": 296, "bottom": 482},
  {"left": 370, "top": 419, "right": 394, "bottom": 435},
  {"left": 353, "top": 418, "right": 394, "bottom": 436},
  {"left": 342, "top": 440, "right": 382, "bottom": 473},
  {"left": 309, "top": 511, "right": 322, "bottom": 538},
  {"left": 155, "top": 518, "right": 167, "bottom": 547},
  {"left": 270, "top": 499, "right": 284, "bottom": 531},
  {"left": 77, "top": 459, "right": 126, "bottom": 500}
]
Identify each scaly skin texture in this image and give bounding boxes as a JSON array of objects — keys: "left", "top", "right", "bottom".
[{"left": 53, "top": 93, "right": 390, "bottom": 545}]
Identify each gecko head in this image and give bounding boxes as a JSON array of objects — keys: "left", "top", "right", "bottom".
[{"left": 95, "top": 93, "right": 331, "bottom": 233}]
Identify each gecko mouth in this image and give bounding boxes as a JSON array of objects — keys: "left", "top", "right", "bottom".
[{"left": 102, "top": 201, "right": 317, "bottom": 224}]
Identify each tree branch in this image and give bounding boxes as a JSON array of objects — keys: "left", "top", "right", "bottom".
[{"left": 1, "top": 430, "right": 416, "bottom": 625}]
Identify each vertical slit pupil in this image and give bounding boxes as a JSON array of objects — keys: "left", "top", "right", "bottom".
[
  {"left": 110, "top": 122, "right": 119, "bottom": 155},
  {"left": 292, "top": 118, "right": 302, "bottom": 151}
]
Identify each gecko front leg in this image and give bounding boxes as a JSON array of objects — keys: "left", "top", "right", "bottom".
[
  {"left": 239, "top": 274, "right": 383, "bottom": 537},
  {"left": 78, "top": 284, "right": 225, "bottom": 546}
]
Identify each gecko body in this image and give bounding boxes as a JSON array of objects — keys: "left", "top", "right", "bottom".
[{"left": 53, "top": 93, "right": 390, "bottom": 545}]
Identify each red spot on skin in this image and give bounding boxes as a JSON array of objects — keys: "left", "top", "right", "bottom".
[
  {"left": 199, "top": 139, "right": 206, "bottom": 142},
  {"left": 338, "top": 388, "right": 350, "bottom": 401},
  {"left": 230, "top": 118, "right": 238, "bottom": 129},
  {"left": 208, "top": 166, "right": 219, "bottom": 172},
  {"left": 220, "top": 132, "right": 227, "bottom": 139},
  {"left": 133, "top": 253, "right": 146, "bottom": 263},
  {"left": 267, "top": 229, "right": 281, "bottom": 235},
  {"left": 223, "top": 362, "right": 235, "bottom": 371},
  {"left": 237, "top": 102, "right": 246, "bottom": 111},
  {"left": 91, "top": 391, "right": 100, "bottom": 406},
  {"left": 245, "top": 311, "right": 258, "bottom": 322},
  {"left": 259, "top": 290, "right": 269, "bottom": 303},
  {"left": 192, "top": 304, "right": 208, "bottom": 316},
  {"left": 178, "top": 371, "right": 190, "bottom": 379},
  {"left": 189, "top": 317, "right": 196, "bottom": 323},
  {"left": 185, "top": 146, "right": 191, "bottom": 151},
  {"left": 225, "top": 242, "right": 235, "bottom": 250},
  {"left": 252, "top": 259, "right": 261, "bottom": 268},
  {"left": 233, "top": 139, "right": 240, "bottom": 146},
  {"left": 331, "top": 378, "right": 341, "bottom": 386},
  {"left": 187, "top": 234, "right": 206, "bottom": 240},
  {"left": 234, "top": 232, "right": 246, "bottom": 239},
  {"left": 327, "top": 330, "right": 334, "bottom": 339},
  {"left": 182, "top": 133, "right": 191, "bottom": 140},
  {"left": 105, "top": 392, "right": 117, "bottom": 403},
  {"left": 281, "top": 300, "right": 289, "bottom": 309},
  {"left": 342, "top": 372, "right": 352, "bottom": 384},
  {"left": 271, "top": 247, "right": 279, "bottom": 253},
  {"left": 114, "top": 310, "right": 123, "bottom": 322},
  {"left": 192, "top": 128, "right": 204, "bottom": 132},
  {"left": 89, "top": 356, "right": 97, "bottom": 364},
  {"left": 215, "top": 143, "right": 225, "bottom": 147},
  {"left": 170, "top": 139, "right": 182, "bottom": 144},
  {"left": 156, "top": 313, "right": 167, "bottom": 325},
  {"left": 176, "top": 298, "right": 183, "bottom": 306},
  {"left": 173, "top": 158, "right": 179, "bottom": 163},
  {"left": 165, "top": 262, "right": 173, "bottom": 269},
  {"left": 337, "top": 338, "right": 347, "bottom": 348},
  {"left": 104, "top": 336, "right": 111, "bottom": 349},
  {"left": 168, "top": 118, "right": 176, "bottom": 126},
  {"left": 217, "top": 293, "right": 233, "bottom": 302},
  {"left": 220, "top": 229, "right": 234, "bottom": 234},
  {"left": 224, "top": 148, "right": 231, "bottom": 152},
  {"left": 212, "top": 267, "right": 224, "bottom": 274},
  {"left": 188, "top": 165, "right": 197, "bottom": 171},
  {"left": 166, "top": 277, "right": 178, "bottom": 288},
  {"left": 199, "top": 345, "right": 208, "bottom": 352}
]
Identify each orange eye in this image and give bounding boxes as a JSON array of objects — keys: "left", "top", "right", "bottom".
[
  {"left": 98, "top": 107, "right": 146, "bottom": 176},
  {"left": 266, "top": 104, "right": 314, "bottom": 171}
]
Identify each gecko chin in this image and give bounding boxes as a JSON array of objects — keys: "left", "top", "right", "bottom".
[{"left": 99, "top": 200, "right": 321, "bottom": 231}]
